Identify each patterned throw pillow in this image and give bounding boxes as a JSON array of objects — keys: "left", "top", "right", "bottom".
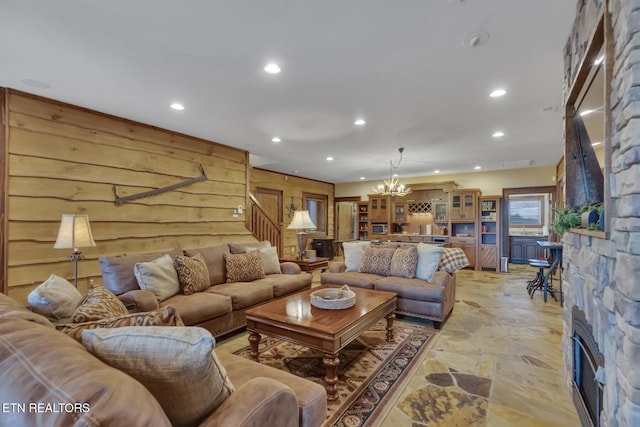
[
  {"left": 358, "top": 246, "right": 397, "bottom": 276},
  {"left": 389, "top": 246, "right": 419, "bottom": 278},
  {"left": 57, "top": 306, "right": 184, "bottom": 342},
  {"left": 81, "top": 326, "right": 235, "bottom": 427},
  {"left": 174, "top": 253, "right": 211, "bottom": 295},
  {"left": 438, "top": 247, "right": 470, "bottom": 273},
  {"left": 224, "top": 251, "right": 265, "bottom": 283},
  {"left": 71, "top": 282, "right": 129, "bottom": 323}
]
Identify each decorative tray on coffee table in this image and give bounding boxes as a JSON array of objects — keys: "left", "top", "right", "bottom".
[{"left": 310, "top": 285, "right": 355, "bottom": 310}]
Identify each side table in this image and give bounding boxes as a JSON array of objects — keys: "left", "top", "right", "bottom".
[{"left": 279, "top": 256, "right": 329, "bottom": 273}]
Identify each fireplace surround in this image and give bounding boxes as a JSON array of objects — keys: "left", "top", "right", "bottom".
[{"left": 572, "top": 306, "right": 604, "bottom": 427}]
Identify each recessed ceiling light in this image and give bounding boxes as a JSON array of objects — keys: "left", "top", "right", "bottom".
[
  {"left": 360, "top": 177, "right": 365, "bottom": 180},
  {"left": 326, "top": 156, "right": 334, "bottom": 161},
  {"left": 271, "top": 137, "right": 281, "bottom": 143},
  {"left": 434, "top": 170, "right": 440, "bottom": 174},
  {"left": 170, "top": 103, "right": 184, "bottom": 110},
  {"left": 492, "top": 131, "right": 505, "bottom": 138},
  {"left": 474, "top": 165, "right": 482, "bottom": 170},
  {"left": 489, "top": 89, "right": 506, "bottom": 98},
  {"left": 354, "top": 119, "right": 366, "bottom": 126},
  {"left": 592, "top": 141, "right": 602, "bottom": 146},
  {"left": 264, "top": 63, "right": 281, "bottom": 74}
]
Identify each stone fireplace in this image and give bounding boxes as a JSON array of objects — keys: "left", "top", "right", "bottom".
[{"left": 562, "top": 1, "right": 640, "bottom": 426}]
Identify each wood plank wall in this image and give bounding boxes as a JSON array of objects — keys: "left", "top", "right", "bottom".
[
  {"left": 2, "top": 89, "right": 260, "bottom": 304},
  {"left": 250, "top": 168, "right": 334, "bottom": 257}
]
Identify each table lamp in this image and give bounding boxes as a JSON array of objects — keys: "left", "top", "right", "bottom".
[
  {"left": 287, "top": 210, "right": 316, "bottom": 259},
  {"left": 53, "top": 214, "right": 96, "bottom": 288}
]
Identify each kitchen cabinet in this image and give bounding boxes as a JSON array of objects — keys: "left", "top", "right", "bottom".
[
  {"left": 393, "top": 202, "right": 406, "bottom": 223},
  {"left": 451, "top": 239, "right": 476, "bottom": 269},
  {"left": 368, "top": 195, "right": 389, "bottom": 221},
  {"left": 450, "top": 191, "right": 478, "bottom": 221},
  {"left": 509, "top": 235, "right": 547, "bottom": 264}
]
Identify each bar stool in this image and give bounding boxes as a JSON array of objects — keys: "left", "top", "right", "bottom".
[{"left": 527, "top": 259, "right": 558, "bottom": 302}]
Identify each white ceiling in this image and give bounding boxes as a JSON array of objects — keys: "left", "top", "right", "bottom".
[{"left": 0, "top": 0, "right": 577, "bottom": 184}]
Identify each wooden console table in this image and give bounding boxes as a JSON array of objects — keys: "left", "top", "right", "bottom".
[{"left": 279, "top": 256, "right": 329, "bottom": 272}]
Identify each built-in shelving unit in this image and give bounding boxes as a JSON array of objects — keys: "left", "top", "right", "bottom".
[
  {"left": 357, "top": 201, "right": 368, "bottom": 240},
  {"left": 479, "top": 196, "right": 501, "bottom": 270}
]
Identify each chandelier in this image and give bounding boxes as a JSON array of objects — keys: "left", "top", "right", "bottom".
[{"left": 371, "top": 147, "right": 412, "bottom": 197}]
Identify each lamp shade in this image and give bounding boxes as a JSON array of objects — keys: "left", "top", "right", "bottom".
[
  {"left": 53, "top": 214, "right": 96, "bottom": 249},
  {"left": 287, "top": 210, "right": 316, "bottom": 230}
]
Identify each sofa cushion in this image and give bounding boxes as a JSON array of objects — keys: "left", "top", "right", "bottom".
[
  {"left": 71, "top": 282, "right": 129, "bottom": 323},
  {"left": 0, "top": 314, "right": 170, "bottom": 427},
  {"left": 0, "top": 293, "right": 54, "bottom": 328},
  {"left": 343, "top": 240, "right": 371, "bottom": 272},
  {"left": 248, "top": 246, "right": 281, "bottom": 275},
  {"left": 320, "top": 271, "right": 381, "bottom": 289},
  {"left": 134, "top": 254, "right": 181, "bottom": 302},
  {"left": 99, "top": 249, "right": 183, "bottom": 295},
  {"left": 359, "top": 246, "right": 396, "bottom": 276},
  {"left": 373, "top": 276, "right": 446, "bottom": 301},
  {"left": 160, "top": 292, "right": 232, "bottom": 325},
  {"left": 27, "top": 274, "right": 83, "bottom": 323},
  {"left": 174, "top": 253, "right": 211, "bottom": 295},
  {"left": 224, "top": 251, "right": 265, "bottom": 283},
  {"left": 218, "top": 352, "right": 327, "bottom": 427},
  {"left": 227, "top": 240, "right": 270, "bottom": 254},
  {"left": 416, "top": 243, "right": 445, "bottom": 281},
  {"left": 82, "top": 326, "right": 235, "bottom": 427},
  {"left": 390, "top": 246, "right": 418, "bottom": 279},
  {"left": 184, "top": 244, "right": 228, "bottom": 286},
  {"left": 56, "top": 306, "right": 184, "bottom": 342},
  {"left": 206, "top": 281, "right": 273, "bottom": 310},
  {"left": 263, "top": 273, "right": 312, "bottom": 297}
]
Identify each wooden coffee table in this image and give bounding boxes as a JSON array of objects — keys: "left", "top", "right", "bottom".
[{"left": 244, "top": 285, "right": 397, "bottom": 401}]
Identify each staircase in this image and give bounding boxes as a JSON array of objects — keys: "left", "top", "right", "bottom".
[{"left": 248, "top": 193, "right": 282, "bottom": 253}]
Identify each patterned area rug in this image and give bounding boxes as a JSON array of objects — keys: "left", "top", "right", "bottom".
[{"left": 233, "top": 318, "right": 437, "bottom": 426}]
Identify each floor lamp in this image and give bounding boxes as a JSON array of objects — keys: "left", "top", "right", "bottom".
[
  {"left": 287, "top": 210, "right": 316, "bottom": 260},
  {"left": 54, "top": 214, "right": 96, "bottom": 288}
]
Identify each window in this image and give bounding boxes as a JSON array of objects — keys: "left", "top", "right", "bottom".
[
  {"left": 303, "top": 192, "right": 328, "bottom": 233},
  {"left": 509, "top": 196, "right": 544, "bottom": 226}
]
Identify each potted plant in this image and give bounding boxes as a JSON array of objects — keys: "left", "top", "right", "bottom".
[
  {"left": 580, "top": 203, "right": 600, "bottom": 229},
  {"left": 551, "top": 207, "right": 581, "bottom": 235}
]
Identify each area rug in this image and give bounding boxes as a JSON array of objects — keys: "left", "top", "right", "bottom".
[{"left": 232, "top": 318, "right": 438, "bottom": 426}]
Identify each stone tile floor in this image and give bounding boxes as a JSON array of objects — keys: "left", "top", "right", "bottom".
[{"left": 375, "top": 264, "right": 581, "bottom": 427}]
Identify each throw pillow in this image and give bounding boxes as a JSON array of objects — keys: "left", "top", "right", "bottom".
[
  {"left": 82, "top": 326, "right": 235, "bottom": 427},
  {"left": 174, "top": 253, "right": 211, "bottom": 295},
  {"left": 227, "top": 240, "right": 271, "bottom": 254},
  {"left": 390, "top": 246, "right": 419, "bottom": 278},
  {"left": 416, "top": 243, "right": 445, "bottom": 281},
  {"left": 27, "top": 274, "right": 83, "bottom": 323},
  {"left": 133, "top": 254, "right": 180, "bottom": 302},
  {"left": 438, "top": 247, "right": 470, "bottom": 274},
  {"left": 71, "top": 282, "right": 129, "bottom": 323},
  {"left": 358, "top": 246, "right": 396, "bottom": 276},
  {"left": 224, "top": 251, "right": 265, "bottom": 283},
  {"left": 343, "top": 240, "right": 371, "bottom": 272},
  {"left": 246, "top": 246, "right": 281, "bottom": 275},
  {"left": 57, "top": 306, "right": 184, "bottom": 342}
]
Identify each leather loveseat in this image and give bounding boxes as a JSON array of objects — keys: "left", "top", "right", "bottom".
[
  {"left": 0, "top": 292, "right": 326, "bottom": 427},
  {"left": 320, "top": 242, "right": 466, "bottom": 329},
  {"left": 99, "top": 241, "right": 312, "bottom": 338}
]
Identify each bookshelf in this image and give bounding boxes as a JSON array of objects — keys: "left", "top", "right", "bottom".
[{"left": 478, "top": 196, "right": 501, "bottom": 270}]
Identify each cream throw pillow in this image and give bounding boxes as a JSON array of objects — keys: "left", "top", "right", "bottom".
[
  {"left": 82, "top": 326, "right": 235, "bottom": 427},
  {"left": 28, "top": 274, "right": 83, "bottom": 323},
  {"left": 416, "top": 243, "right": 444, "bottom": 281},
  {"left": 343, "top": 241, "right": 371, "bottom": 272},
  {"left": 134, "top": 254, "right": 180, "bottom": 302},
  {"left": 247, "top": 246, "right": 281, "bottom": 275}
]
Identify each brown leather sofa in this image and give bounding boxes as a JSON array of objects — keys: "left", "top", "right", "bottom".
[
  {"left": 0, "top": 292, "right": 326, "bottom": 427},
  {"left": 99, "top": 241, "right": 312, "bottom": 337},
  {"left": 320, "top": 244, "right": 458, "bottom": 329}
]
